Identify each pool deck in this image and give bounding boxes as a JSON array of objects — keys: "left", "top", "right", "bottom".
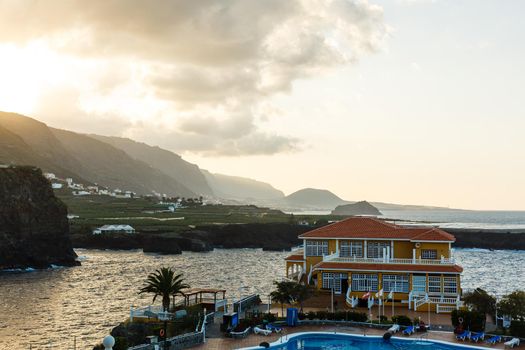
[{"left": 194, "top": 325, "right": 519, "bottom": 350}]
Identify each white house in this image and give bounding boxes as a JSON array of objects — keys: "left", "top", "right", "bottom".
[
  {"left": 92, "top": 224, "right": 136, "bottom": 235},
  {"left": 44, "top": 172, "right": 56, "bottom": 180},
  {"left": 72, "top": 190, "right": 90, "bottom": 196},
  {"left": 51, "top": 183, "right": 63, "bottom": 189}
]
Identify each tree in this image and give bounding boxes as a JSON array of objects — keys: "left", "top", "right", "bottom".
[
  {"left": 270, "top": 281, "right": 292, "bottom": 317},
  {"left": 139, "top": 267, "right": 189, "bottom": 312},
  {"left": 270, "top": 280, "right": 311, "bottom": 316},
  {"left": 291, "top": 283, "right": 311, "bottom": 312},
  {"left": 499, "top": 290, "right": 525, "bottom": 321},
  {"left": 463, "top": 288, "right": 496, "bottom": 322}
]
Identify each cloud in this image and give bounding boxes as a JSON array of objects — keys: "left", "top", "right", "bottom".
[{"left": 0, "top": 0, "right": 387, "bottom": 156}]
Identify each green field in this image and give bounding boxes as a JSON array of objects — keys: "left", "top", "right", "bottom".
[{"left": 57, "top": 191, "right": 337, "bottom": 234}]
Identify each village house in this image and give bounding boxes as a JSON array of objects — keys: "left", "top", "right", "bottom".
[
  {"left": 285, "top": 217, "right": 463, "bottom": 313},
  {"left": 92, "top": 224, "right": 135, "bottom": 235}
]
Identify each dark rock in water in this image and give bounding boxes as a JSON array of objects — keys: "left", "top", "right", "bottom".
[
  {"left": 0, "top": 166, "right": 79, "bottom": 269},
  {"left": 331, "top": 201, "right": 382, "bottom": 216},
  {"left": 142, "top": 235, "right": 183, "bottom": 254}
]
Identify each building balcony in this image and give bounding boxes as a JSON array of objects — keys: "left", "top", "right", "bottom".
[{"left": 322, "top": 251, "right": 456, "bottom": 266}]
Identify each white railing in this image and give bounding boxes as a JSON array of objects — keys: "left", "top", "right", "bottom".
[
  {"left": 323, "top": 251, "right": 340, "bottom": 262},
  {"left": 324, "top": 254, "right": 456, "bottom": 266},
  {"left": 130, "top": 305, "right": 164, "bottom": 321},
  {"left": 437, "top": 304, "right": 458, "bottom": 313},
  {"left": 413, "top": 295, "right": 462, "bottom": 311}
]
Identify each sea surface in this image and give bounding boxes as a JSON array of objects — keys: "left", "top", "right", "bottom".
[
  {"left": 292, "top": 209, "right": 525, "bottom": 230},
  {"left": 380, "top": 209, "right": 525, "bottom": 230},
  {"left": 0, "top": 248, "right": 524, "bottom": 350}
]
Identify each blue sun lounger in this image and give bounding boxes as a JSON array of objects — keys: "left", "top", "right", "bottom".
[
  {"left": 456, "top": 330, "right": 471, "bottom": 341},
  {"left": 470, "top": 332, "right": 485, "bottom": 342},
  {"left": 485, "top": 335, "right": 501, "bottom": 345},
  {"left": 265, "top": 324, "right": 282, "bottom": 333},
  {"left": 403, "top": 325, "right": 415, "bottom": 335}
]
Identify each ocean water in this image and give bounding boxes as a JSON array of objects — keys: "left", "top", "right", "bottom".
[
  {"left": 0, "top": 248, "right": 524, "bottom": 349},
  {"left": 379, "top": 210, "right": 525, "bottom": 230},
  {"left": 292, "top": 209, "right": 525, "bottom": 230}
]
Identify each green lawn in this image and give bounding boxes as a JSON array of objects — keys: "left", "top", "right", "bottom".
[{"left": 57, "top": 191, "right": 340, "bottom": 234}]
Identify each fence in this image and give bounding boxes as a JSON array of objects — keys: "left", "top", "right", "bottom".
[
  {"left": 233, "top": 294, "right": 259, "bottom": 314},
  {"left": 127, "top": 311, "right": 214, "bottom": 350}
]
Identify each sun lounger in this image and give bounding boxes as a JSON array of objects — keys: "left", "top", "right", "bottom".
[
  {"left": 504, "top": 338, "right": 520, "bottom": 348},
  {"left": 485, "top": 335, "right": 501, "bottom": 345},
  {"left": 402, "top": 325, "right": 415, "bottom": 335},
  {"left": 456, "top": 330, "right": 471, "bottom": 341},
  {"left": 254, "top": 326, "right": 272, "bottom": 336},
  {"left": 470, "top": 332, "right": 485, "bottom": 342},
  {"left": 266, "top": 324, "right": 282, "bottom": 333},
  {"left": 388, "top": 324, "right": 400, "bottom": 333}
]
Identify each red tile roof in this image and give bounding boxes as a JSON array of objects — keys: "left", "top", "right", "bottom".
[
  {"left": 285, "top": 254, "right": 304, "bottom": 261},
  {"left": 298, "top": 217, "right": 455, "bottom": 242},
  {"left": 315, "top": 261, "right": 463, "bottom": 274}
]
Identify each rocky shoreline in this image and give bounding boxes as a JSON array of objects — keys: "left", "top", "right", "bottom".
[
  {"left": 71, "top": 223, "right": 525, "bottom": 254},
  {"left": 0, "top": 166, "right": 79, "bottom": 270}
]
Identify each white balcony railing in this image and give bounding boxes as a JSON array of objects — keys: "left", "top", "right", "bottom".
[{"left": 323, "top": 252, "right": 456, "bottom": 265}]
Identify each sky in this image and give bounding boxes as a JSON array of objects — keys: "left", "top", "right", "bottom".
[{"left": 0, "top": 0, "right": 524, "bottom": 210}]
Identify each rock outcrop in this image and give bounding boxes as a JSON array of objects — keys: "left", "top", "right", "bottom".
[
  {"left": 0, "top": 166, "right": 78, "bottom": 269},
  {"left": 331, "top": 201, "right": 382, "bottom": 216}
]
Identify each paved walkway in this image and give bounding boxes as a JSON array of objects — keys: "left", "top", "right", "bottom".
[{"left": 259, "top": 294, "right": 460, "bottom": 327}]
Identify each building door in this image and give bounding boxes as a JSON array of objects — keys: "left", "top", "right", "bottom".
[{"left": 341, "top": 277, "right": 349, "bottom": 295}]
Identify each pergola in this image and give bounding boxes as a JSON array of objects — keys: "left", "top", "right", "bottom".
[{"left": 181, "top": 288, "right": 227, "bottom": 307}]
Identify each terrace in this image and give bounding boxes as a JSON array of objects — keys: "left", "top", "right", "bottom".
[{"left": 323, "top": 251, "right": 457, "bottom": 266}]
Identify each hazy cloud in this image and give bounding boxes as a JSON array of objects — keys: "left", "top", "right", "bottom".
[{"left": 0, "top": 0, "right": 387, "bottom": 156}]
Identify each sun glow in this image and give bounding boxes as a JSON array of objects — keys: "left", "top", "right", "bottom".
[{"left": 0, "top": 42, "right": 68, "bottom": 115}]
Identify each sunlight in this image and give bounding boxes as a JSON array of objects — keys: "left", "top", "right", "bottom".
[{"left": 0, "top": 42, "right": 66, "bottom": 115}]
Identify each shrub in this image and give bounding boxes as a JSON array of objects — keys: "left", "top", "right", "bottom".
[
  {"left": 334, "top": 311, "right": 346, "bottom": 321},
  {"left": 392, "top": 315, "right": 412, "bottom": 326},
  {"left": 316, "top": 311, "right": 327, "bottom": 320},
  {"left": 326, "top": 312, "right": 335, "bottom": 320},
  {"left": 510, "top": 320, "right": 525, "bottom": 338},
  {"left": 263, "top": 313, "right": 276, "bottom": 323},
  {"left": 307, "top": 311, "right": 316, "bottom": 320},
  {"left": 347, "top": 312, "right": 368, "bottom": 322},
  {"left": 451, "top": 309, "right": 485, "bottom": 332},
  {"left": 379, "top": 315, "right": 388, "bottom": 323}
]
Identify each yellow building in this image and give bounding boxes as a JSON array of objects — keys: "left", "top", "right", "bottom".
[{"left": 285, "top": 217, "right": 464, "bottom": 313}]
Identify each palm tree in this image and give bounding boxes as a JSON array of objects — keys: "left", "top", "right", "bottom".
[{"left": 139, "top": 267, "right": 189, "bottom": 312}]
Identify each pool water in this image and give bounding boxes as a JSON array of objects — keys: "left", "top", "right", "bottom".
[{"left": 242, "top": 333, "right": 486, "bottom": 350}]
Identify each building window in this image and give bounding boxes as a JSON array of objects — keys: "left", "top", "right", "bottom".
[
  {"left": 421, "top": 249, "right": 438, "bottom": 259},
  {"left": 428, "top": 275, "right": 442, "bottom": 294},
  {"left": 322, "top": 273, "right": 345, "bottom": 293},
  {"left": 367, "top": 242, "right": 390, "bottom": 259},
  {"left": 351, "top": 273, "right": 378, "bottom": 292},
  {"left": 443, "top": 276, "right": 458, "bottom": 294},
  {"left": 382, "top": 274, "right": 409, "bottom": 293},
  {"left": 340, "top": 241, "right": 363, "bottom": 258},
  {"left": 305, "top": 240, "right": 328, "bottom": 256},
  {"left": 412, "top": 275, "right": 427, "bottom": 294}
]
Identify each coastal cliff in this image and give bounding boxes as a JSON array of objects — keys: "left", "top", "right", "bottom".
[
  {"left": 0, "top": 166, "right": 78, "bottom": 269},
  {"left": 331, "top": 201, "right": 382, "bottom": 216},
  {"left": 71, "top": 223, "right": 525, "bottom": 254}
]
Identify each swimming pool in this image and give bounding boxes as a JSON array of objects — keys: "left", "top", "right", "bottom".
[{"left": 240, "top": 332, "right": 489, "bottom": 350}]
